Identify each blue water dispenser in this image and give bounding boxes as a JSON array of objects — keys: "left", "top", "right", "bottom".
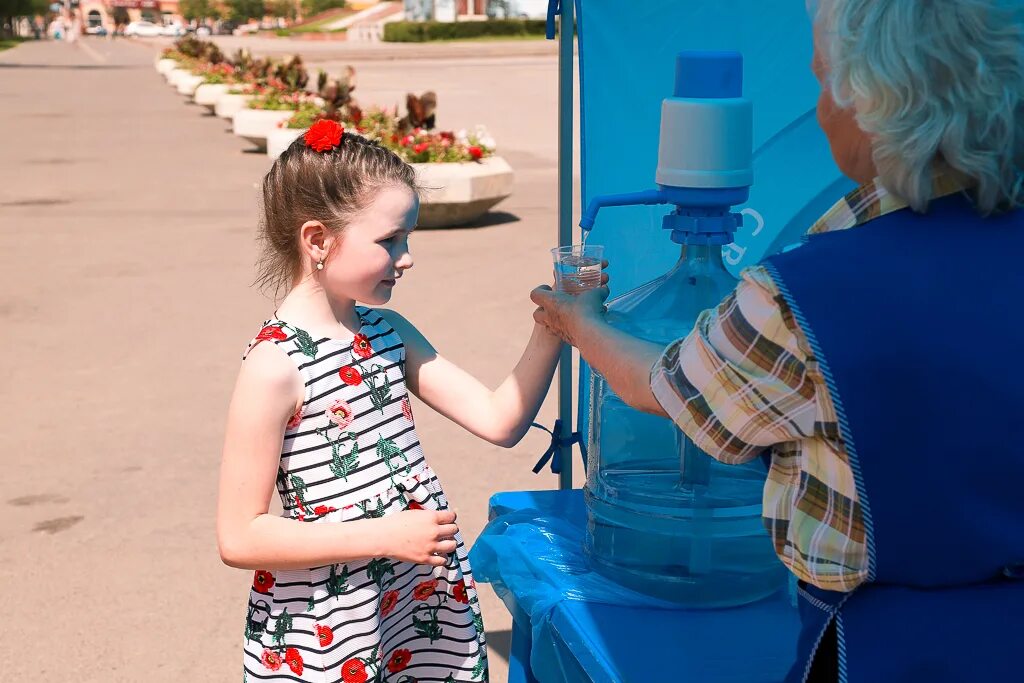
[{"left": 582, "top": 51, "right": 788, "bottom": 607}]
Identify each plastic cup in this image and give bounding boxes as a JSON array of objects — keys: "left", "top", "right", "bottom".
[{"left": 552, "top": 244, "right": 604, "bottom": 293}]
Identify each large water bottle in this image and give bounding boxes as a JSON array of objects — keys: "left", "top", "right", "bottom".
[{"left": 583, "top": 51, "right": 788, "bottom": 607}]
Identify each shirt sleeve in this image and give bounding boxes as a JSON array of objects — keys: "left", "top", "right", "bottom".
[{"left": 649, "top": 266, "right": 818, "bottom": 464}]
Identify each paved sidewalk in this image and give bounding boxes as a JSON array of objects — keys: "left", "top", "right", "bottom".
[{"left": 0, "top": 37, "right": 580, "bottom": 682}]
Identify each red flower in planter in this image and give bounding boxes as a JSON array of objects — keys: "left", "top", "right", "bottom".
[
  {"left": 256, "top": 325, "right": 287, "bottom": 342},
  {"left": 413, "top": 578, "right": 439, "bottom": 601},
  {"left": 352, "top": 334, "right": 373, "bottom": 359},
  {"left": 440, "top": 131, "right": 455, "bottom": 142},
  {"left": 339, "top": 366, "right": 363, "bottom": 386},
  {"left": 305, "top": 119, "right": 344, "bottom": 152},
  {"left": 253, "top": 570, "right": 275, "bottom": 592},
  {"left": 413, "top": 142, "right": 430, "bottom": 154},
  {"left": 286, "top": 407, "right": 303, "bottom": 430},
  {"left": 341, "top": 658, "right": 368, "bottom": 683},
  {"left": 316, "top": 623, "right": 334, "bottom": 647},
  {"left": 453, "top": 580, "right": 469, "bottom": 604},
  {"left": 387, "top": 649, "right": 413, "bottom": 673},
  {"left": 261, "top": 649, "right": 283, "bottom": 671},
  {"left": 401, "top": 134, "right": 415, "bottom": 147},
  {"left": 468, "top": 146, "right": 483, "bottom": 160},
  {"left": 380, "top": 589, "right": 400, "bottom": 617},
  {"left": 285, "top": 648, "right": 304, "bottom": 676}
]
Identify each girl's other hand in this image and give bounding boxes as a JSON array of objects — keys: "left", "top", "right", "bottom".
[{"left": 381, "top": 509, "right": 459, "bottom": 566}]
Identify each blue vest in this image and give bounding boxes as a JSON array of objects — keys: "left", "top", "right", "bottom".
[{"left": 763, "top": 193, "right": 1024, "bottom": 682}]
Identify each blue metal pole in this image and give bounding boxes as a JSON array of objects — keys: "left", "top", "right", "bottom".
[{"left": 557, "top": 0, "right": 575, "bottom": 491}]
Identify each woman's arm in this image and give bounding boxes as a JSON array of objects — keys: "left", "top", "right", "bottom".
[
  {"left": 216, "top": 342, "right": 458, "bottom": 570},
  {"left": 379, "top": 308, "right": 563, "bottom": 448},
  {"left": 532, "top": 271, "right": 819, "bottom": 464}
]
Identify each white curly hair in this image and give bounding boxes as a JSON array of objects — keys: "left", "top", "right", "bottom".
[{"left": 811, "top": 0, "right": 1024, "bottom": 214}]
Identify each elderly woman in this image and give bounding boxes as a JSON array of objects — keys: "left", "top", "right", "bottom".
[{"left": 532, "top": 1, "right": 1024, "bottom": 681}]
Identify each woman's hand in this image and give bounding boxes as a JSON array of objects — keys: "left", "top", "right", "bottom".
[
  {"left": 380, "top": 509, "right": 459, "bottom": 567},
  {"left": 530, "top": 266, "right": 610, "bottom": 346}
]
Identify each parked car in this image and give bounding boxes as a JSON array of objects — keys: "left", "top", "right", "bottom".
[
  {"left": 84, "top": 24, "right": 107, "bottom": 36},
  {"left": 215, "top": 20, "right": 239, "bottom": 35},
  {"left": 195, "top": 25, "right": 211, "bottom": 37},
  {"left": 124, "top": 21, "right": 163, "bottom": 37},
  {"left": 161, "top": 23, "right": 185, "bottom": 37},
  {"left": 488, "top": 0, "right": 550, "bottom": 19}
]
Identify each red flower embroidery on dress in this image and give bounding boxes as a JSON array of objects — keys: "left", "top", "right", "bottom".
[
  {"left": 387, "top": 649, "right": 413, "bottom": 673},
  {"left": 453, "top": 580, "right": 469, "bottom": 604},
  {"left": 341, "top": 658, "right": 368, "bottom": 683},
  {"left": 293, "top": 494, "right": 306, "bottom": 513},
  {"left": 286, "top": 407, "right": 303, "bottom": 430},
  {"left": 326, "top": 399, "right": 354, "bottom": 428},
  {"left": 413, "top": 578, "right": 438, "bottom": 601},
  {"left": 285, "top": 648, "right": 304, "bottom": 676},
  {"left": 261, "top": 649, "right": 283, "bottom": 671},
  {"left": 380, "top": 589, "right": 400, "bottom": 617},
  {"left": 253, "top": 570, "right": 275, "bottom": 592},
  {"left": 256, "top": 325, "right": 288, "bottom": 342},
  {"left": 305, "top": 119, "right": 344, "bottom": 152},
  {"left": 339, "top": 366, "right": 363, "bottom": 386},
  {"left": 352, "top": 334, "right": 373, "bottom": 359},
  {"left": 406, "top": 499, "right": 424, "bottom": 510},
  {"left": 313, "top": 505, "right": 337, "bottom": 516},
  {"left": 401, "top": 396, "right": 414, "bottom": 421},
  {"left": 316, "top": 623, "right": 334, "bottom": 647},
  {"left": 468, "top": 145, "right": 483, "bottom": 160}
]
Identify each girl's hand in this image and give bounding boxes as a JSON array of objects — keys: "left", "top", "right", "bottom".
[{"left": 381, "top": 509, "right": 459, "bottom": 566}]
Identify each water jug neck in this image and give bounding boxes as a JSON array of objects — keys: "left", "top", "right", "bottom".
[{"left": 679, "top": 243, "right": 728, "bottom": 274}]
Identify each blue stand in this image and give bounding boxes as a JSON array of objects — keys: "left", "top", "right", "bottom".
[{"left": 484, "top": 490, "right": 802, "bottom": 683}]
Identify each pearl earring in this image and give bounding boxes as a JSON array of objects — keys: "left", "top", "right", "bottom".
[{"left": 316, "top": 259, "right": 324, "bottom": 271}]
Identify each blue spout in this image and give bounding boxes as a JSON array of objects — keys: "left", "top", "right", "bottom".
[{"left": 579, "top": 189, "right": 669, "bottom": 231}]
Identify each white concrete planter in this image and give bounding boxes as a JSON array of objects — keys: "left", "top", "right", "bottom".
[
  {"left": 267, "top": 127, "right": 305, "bottom": 160},
  {"left": 166, "top": 68, "right": 190, "bottom": 87},
  {"left": 155, "top": 58, "right": 178, "bottom": 75},
  {"left": 413, "top": 156, "right": 514, "bottom": 228},
  {"left": 176, "top": 73, "right": 205, "bottom": 97},
  {"left": 194, "top": 83, "right": 232, "bottom": 111},
  {"left": 232, "top": 109, "right": 297, "bottom": 151},
  {"left": 215, "top": 93, "right": 254, "bottom": 120}
]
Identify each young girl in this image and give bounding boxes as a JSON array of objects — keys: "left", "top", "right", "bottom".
[{"left": 217, "top": 120, "right": 570, "bottom": 683}]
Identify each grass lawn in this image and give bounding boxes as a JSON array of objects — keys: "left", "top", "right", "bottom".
[{"left": 0, "top": 37, "right": 29, "bottom": 52}]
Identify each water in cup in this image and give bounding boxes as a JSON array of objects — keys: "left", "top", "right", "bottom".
[
  {"left": 555, "top": 255, "right": 603, "bottom": 293},
  {"left": 552, "top": 244, "right": 604, "bottom": 293}
]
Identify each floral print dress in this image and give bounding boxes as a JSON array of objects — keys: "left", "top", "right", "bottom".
[{"left": 240, "top": 307, "right": 488, "bottom": 683}]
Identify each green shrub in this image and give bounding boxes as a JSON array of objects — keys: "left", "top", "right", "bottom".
[{"left": 383, "top": 19, "right": 547, "bottom": 43}]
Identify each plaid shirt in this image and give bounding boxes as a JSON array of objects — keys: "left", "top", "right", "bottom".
[{"left": 650, "top": 174, "right": 966, "bottom": 592}]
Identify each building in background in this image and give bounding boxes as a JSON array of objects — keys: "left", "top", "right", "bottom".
[
  {"left": 403, "top": 0, "right": 488, "bottom": 22},
  {"left": 80, "top": 0, "right": 182, "bottom": 30}
]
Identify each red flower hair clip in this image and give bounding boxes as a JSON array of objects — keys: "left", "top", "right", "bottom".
[{"left": 304, "top": 119, "right": 345, "bottom": 152}]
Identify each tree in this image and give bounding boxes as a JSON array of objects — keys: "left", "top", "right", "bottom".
[
  {"left": 111, "top": 5, "right": 130, "bottom": 28},
  {"left": 227, "top": 0, "right": 264, "bottom": 22},
  {"left": 267, "top": 0, "right": 295, "bottom": 20},
  {"left": 179, "top": 0, "right": 216, "bottom": 22},
  {"left": 300, "top": 0, "right": 343, "bottom": 19},
  {"left": 0, "top": 0, "right": 46, "bottom": 38}
]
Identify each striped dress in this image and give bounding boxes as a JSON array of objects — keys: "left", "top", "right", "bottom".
[{"left": 240, "top": 307, "right": 488, "bottom": 683}]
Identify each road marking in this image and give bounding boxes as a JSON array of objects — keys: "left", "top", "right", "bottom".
[{"left": 77, "top": 40, "right": 108, "bottom": 64}]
